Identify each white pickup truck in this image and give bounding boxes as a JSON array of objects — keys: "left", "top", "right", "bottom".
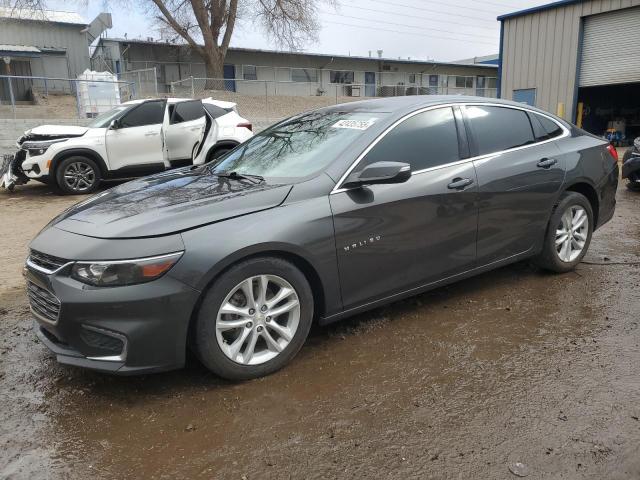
[{"left": 1, "top": 97, "right": 253, "bottom": 194}]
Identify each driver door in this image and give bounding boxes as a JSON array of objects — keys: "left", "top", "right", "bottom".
[
  {"left": 106, "top": 100, "right": 167, "bottom": 171},
  {"left": 330, "top": 107, "right": 479, "bottom": 309}
]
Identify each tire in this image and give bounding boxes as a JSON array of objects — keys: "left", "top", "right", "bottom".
[
  {"left": 207, "top": 146, "right": 233, "bottom": 163},
  {"left": 534, "top": 191, "right": 593, "bottom": 273},
  {"left": 55, "top": 156, "right": 101, "bottom": 195},
  {"left": 194, "top": 257, "right": 314, "bottom": 380},
  {"left": 627, "top": 181, "right": 640, "bottom": 192}
]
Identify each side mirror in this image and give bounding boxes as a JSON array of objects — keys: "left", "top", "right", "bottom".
[
  {"left": 109, "top": 119, "right": 120, "bottom": 130},
  {"left": 343, "top": 161, "right": 411, "bottom": 188}
]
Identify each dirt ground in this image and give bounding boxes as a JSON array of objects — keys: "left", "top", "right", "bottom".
[{"left": 1, "top": 177, "right": 639, "bottom": 479}]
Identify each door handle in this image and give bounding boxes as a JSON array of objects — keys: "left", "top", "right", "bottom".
[
  {"left": 145, "top": 132, "right": 159, "bottom": 136},
  {"left": 447, "top": 177, "right": 474, "bottom": 190},
  {"left": 537, "top": 157, "right": 557, "bottom": 169}
]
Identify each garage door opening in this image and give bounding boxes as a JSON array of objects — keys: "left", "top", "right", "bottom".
[{"left": 577, "top": 82, "right": 640, "bottom": 146}]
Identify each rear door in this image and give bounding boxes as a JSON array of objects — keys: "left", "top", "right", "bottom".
[
  {"left": 105, "top": 100, "right": 167, "bottom": 171},
  {"left": 164, "top": 100, "right": 206, "bottom": 164},
  {"left": 463, "top": 104, "right": 565, "bottom": 266},
  {"left": 330, "top": 106, "right": 479, "bottom": 309}
]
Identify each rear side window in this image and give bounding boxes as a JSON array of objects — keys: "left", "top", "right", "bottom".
[
  {"left": 465, "top": 105, "right": 535, "bottom": 156},
  {"left": 119, "top": 101, "right": 165, "bottom": 128},
  {"left": 171, "top": 101, "right": 204, "bottom": 124},
  {"left": 204, "top": 104, "right": 231, "bottom": 119},
  {"left": 357, "top": 107, "right": 460, "bottom": 172}
]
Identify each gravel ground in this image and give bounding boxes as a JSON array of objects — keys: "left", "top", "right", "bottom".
[{"left": 0, "top": 175, "right": 639, "bottom": 479}]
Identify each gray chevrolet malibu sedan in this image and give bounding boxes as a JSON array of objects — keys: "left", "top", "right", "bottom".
[{"left": 25, "top": 96, "right": 618, "bottom": 380}]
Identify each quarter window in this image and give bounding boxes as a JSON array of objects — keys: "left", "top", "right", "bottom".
[
  {"left": 465, "top": 105, "right": 535, "bottom": 156},
  {"left": 533, "top": 113, "right": 563, "bottom": 140},
  {"left": 119, "top": 101, "right": 165, "bottom": 128},
  {"left": 356, "top": 107, "right": 460, "bottom": 173}
]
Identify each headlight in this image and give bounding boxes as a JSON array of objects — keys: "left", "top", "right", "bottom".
[
  {"left": 22, "top": 138, "right": 68, "bottom": 156},
  {"left": 70, "top": 252, "right": 183, "bottom": 287}
]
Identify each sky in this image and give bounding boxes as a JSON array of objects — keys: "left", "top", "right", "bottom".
[{"left": 51, "top": 0, "right": 550, "bottom": 62}]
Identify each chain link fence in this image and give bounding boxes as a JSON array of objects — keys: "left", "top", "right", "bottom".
[
  {"left": 118, "top": 68, "right": 159, "bottom": 99},
  {"left": 0, "top": 75, "right": 135, "bottom": 120}
]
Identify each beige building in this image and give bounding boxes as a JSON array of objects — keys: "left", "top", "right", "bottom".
[
  {"left": 498, "top": 0, "right": 640, "bottom": 140},
  {"left": 91, "top": 38, "right": 498, "bottom": 99}
]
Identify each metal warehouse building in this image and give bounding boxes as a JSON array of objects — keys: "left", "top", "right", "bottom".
[{"left": 498, "top": 0, "right": 640, "bottom": 142}]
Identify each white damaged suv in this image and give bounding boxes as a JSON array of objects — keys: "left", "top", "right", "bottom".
[{"left": 1, "top": 97, "right": 253, "bottom": 194}]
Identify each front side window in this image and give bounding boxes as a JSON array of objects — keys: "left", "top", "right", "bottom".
[
  {"left": 465, "top": 105, "right": 535, "bottom": 155},
  {"left": 119, "top": 101, "right": 165, "bottom": 128},
  {"left": 355, "top": 107, "right": 460, "bottom": 173},
  {"left": 210, "top": 110, "right": 390, "bottom": 180},
  {"left": 330, "top": 71, "right": 354, "bottom": 84}
]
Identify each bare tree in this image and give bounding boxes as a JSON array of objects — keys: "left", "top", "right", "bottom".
[{"left": 148, "top": 0, "right": 333, "bottom": 82}]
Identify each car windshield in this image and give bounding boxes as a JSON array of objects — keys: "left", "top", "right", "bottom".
[
  {"left": 87, "top": 105, "right": 131, "bottom": 128},
  {"left": 210, "top": 110, "right": 389, "bottom": 180}
]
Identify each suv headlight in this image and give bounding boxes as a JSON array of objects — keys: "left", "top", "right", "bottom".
[
  {"left": 22, "top": 138, "right": 68, "bottom": 156},
  {"left": 70, "top": 252, "right": 183, "bottom": 287}
]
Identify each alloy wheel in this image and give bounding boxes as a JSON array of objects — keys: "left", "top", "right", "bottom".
[
  {"left": 63, "top": 161, "right": 96, "bottom": 192},
  {"left": 215, "top": 275, "right": 300, "bottom": 365},
  {"left": 555, "top": 205, "right": 589, "bottom": 262}
]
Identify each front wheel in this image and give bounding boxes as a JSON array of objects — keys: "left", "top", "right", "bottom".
[
  {"left": 194, "top": 257, "right": 314, "bottom": 380},
  {"left": 533, "top": 191, "right": 593, "bottom": 273},
  {"left": 55, "top": 156, "right": 101, "bottom": 195}
]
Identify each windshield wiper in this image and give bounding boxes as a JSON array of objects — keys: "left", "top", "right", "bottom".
[{"left": 215, "top": 170, "right": 265, "bottom": 184}]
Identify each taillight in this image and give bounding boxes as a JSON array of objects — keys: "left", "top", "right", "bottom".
[
  {"left": 606, "top": 144, "right": 618, "bottom": 163},
  {"left": 237, "top": 122, "right": 252, "bottom": 132}
]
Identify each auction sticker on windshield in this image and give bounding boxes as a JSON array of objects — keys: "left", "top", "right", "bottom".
[{"left": 332, "top": 118, "right": 377, "bottom": 130}]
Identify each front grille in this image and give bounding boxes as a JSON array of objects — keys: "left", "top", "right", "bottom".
[
  {"left": 80, "top": 328, "right": 125, "bottom": 356},
  {"left": 28, "top": 249, "right": 69, "bottom": 273},
  {"left": 27, "top": 281, "right": 61, "bottom": 323}
]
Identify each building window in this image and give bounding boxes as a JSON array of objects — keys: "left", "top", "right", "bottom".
[
  {"left": 487, "top": 77, "right": 498, "bottom": 88},
  {"left": 243, "top": 65, "right": 257, "bottom": 81},
  {"left": 428, "top": 75, "right": 439, "bottom": 87},
  {"left": 513, "top": 88, "right": 537, "bottom": 106},
  {"left": 452, "top": 76, "right": 473, "bottom": 88},
  {"left": 330, "top": 71, "right": 354, "bottom": 84},
  {"left": 408, "top": 74, "right": 416, "bottom": 83},
  {"left": 291, "top": 68, "right": 318, "bottom": 83}
]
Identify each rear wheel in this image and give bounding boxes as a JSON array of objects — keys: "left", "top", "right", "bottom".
[
  {"left": 534, "top": 191, "right": 593, "bottom": 272},
  {"left": 626, "top": 172, "right": 640, "bottom": 191},
  {"left": 194, "top": 257, "right": 313, "bottom": 380},
  {"left": 207, "top": 145, "right": 235, "bottom": 163},
  {"left": 55, "top": 156, "right": 101, "bottom": 195}
]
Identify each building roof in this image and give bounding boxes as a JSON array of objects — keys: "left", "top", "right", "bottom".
[
  {"left": 96, "top": 37, "right": 498, "bottom": 70},
  {"left": 0, "top": 7, "right": 87, "bottom": 25},
  {"left": 497, "top": 0, "right": 583, "bottom": 21}
]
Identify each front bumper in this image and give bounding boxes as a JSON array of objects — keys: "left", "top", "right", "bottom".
[{"left": 25, "top": 262, "right": 201, "bottom": 375}]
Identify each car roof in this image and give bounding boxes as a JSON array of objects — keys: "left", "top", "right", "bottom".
[
  {"left": 325, "top": 95, "right": 538, "bottom": 113},
  {"left": 316, "top": 95, "right": 569, "bottom": 127},
  {"left": 121, "top": 97, "right": 236, "bottom": 109}
]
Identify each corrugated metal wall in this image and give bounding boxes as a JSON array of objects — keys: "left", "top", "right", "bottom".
[
  {"left": 500, "top": 0, "right": 640, "bottom": 120},
  {"left": 0, "top": 18, "right": 90, "bottom": 78}
]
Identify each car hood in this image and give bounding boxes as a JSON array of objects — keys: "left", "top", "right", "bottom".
[
  {"left": 24, "top": 125, "right": 89, "bottom": 138},
  {"left": 52, "top": 167, "right": 293, "bottom": 239}
]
